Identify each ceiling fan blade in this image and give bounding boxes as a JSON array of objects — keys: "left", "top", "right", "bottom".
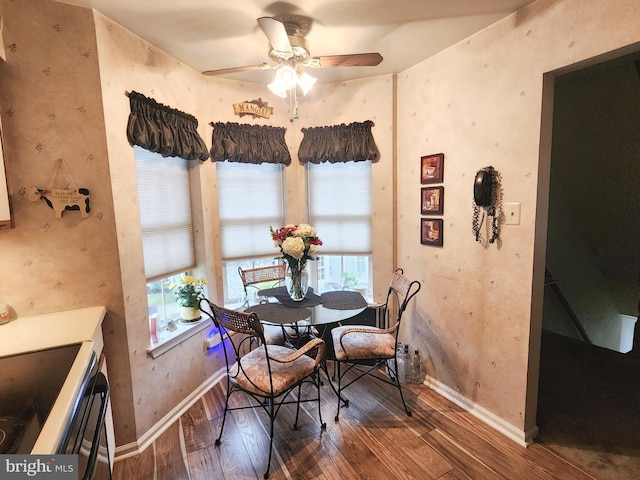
[
  {"left": 257, "top": 17, "right": 292, "bottom": 55},
  {"left": 312, "top": 53, "right": 383, "bottom": 68},
  {"left": 202, "top": 64, "right": 273, "bottom": 76}
]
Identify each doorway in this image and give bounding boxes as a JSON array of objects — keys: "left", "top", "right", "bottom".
[
  {"left": 543, "top": 51, "right": 640, "bottom": 350},
  {"left": 534, "top": 48, "right": 640, "bottom": 479}
]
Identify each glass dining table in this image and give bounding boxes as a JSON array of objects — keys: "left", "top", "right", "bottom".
[{"left": 243, "top": 286, "right": 369, "bottom": 345}]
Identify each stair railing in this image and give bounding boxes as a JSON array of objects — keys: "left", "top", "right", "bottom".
[{"left": 544, "top": 268, "right": 593, "bottom": 345}]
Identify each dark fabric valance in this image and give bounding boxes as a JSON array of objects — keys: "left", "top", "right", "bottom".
[
  {"left": 209, "top": 122, "right": 291, "bottom": 165},
  {"left": 298, "top": 120, "right": 380, "bottom": 164},
  {"left": 126, "top": 91, "right": 209, "bottom": 161}
]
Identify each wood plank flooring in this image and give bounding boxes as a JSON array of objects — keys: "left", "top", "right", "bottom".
[{"left": 113, "top": 365, "right": 599, "bottom": 480}]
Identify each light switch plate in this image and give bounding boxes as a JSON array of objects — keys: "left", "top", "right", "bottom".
[{"left": 505, "top": 203, "right": 521, "bottom": 225}]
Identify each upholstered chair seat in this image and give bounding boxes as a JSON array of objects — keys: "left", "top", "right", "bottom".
[
  {"left": 332, "top": 326, "right": 395, "bottom": 361},
  {"left": 231, "top": 344, "right": 318, "bottom": 397}
]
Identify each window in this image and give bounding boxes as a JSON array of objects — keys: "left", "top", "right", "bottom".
[
  {"left": 222, "top": 258, "right": 283, "bottom": 308},
  {"left": 313, "top": 254, "right": 372, "bottom": 296},
  {"left": 146, "top": 274, "right": 182, "bottom": 329},
  {"left": 216, "top": 161, "right": 285, "bottom": 304},
  {"left": 134, "top": 146, "right": 196, "bottom": 332},
  {"left": 307, "top": 161, "right": 373, "bottom": 297}
]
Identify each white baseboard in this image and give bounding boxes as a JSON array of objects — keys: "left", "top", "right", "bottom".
[
  {"left": 113, "top": 368, "right": 226, "bottom": 461},
  {"left": 423, "top": 375, "right": 539, "bottom": 447}
]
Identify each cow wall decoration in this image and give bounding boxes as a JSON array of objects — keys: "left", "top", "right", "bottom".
[{"left": 28, "top": 186, "right": 90, "bottom": 218}]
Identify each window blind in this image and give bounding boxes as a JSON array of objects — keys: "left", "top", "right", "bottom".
[
  {"left": 217, "top": 162, "right": 285, "bottom": 260},
  {"left": 134, "top": 146, "right": 195, "bottom": 280},
  {"left": 308, "top": 161, "right": 372, "bottom": 254}
]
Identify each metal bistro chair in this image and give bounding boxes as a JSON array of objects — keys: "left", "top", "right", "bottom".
[
  {"left": 238, "top": 264, "right": 286, "bottom": 345},
  {"left": 331, "top": 268, "right": 421, "bottom": 421},
  {"left": 199, "top": 299, "right": 327, "bottom": 480},
  {"left": 238, "top": 264, "right": 286, "bottom": 300}
]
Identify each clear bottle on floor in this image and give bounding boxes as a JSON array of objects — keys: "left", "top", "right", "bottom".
[
  {"left": 402, "top": 344, "right": 411, "bottom": 384},
  {"left": 396, "top": 343, "right": 405, "bottom": 383},
  {"left": 411, "top": 349, "right": 423, "bottom": 384}
]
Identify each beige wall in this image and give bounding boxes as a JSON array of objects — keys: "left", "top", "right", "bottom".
[
  {"left": 0, "top": 2, "right": 119, "bottom": 315},
  {"left": 396, "top": 0, "right": 640, "bottom": 441},
  {"left": 0, "top": 0, "right": 131, "bottom": 435}
]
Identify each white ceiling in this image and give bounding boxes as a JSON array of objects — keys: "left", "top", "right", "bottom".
[{"left": 59, "top": 0, "right": 535, "bottom": 85}]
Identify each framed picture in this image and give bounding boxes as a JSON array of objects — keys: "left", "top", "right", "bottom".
[
  {"left": 421, "top": 218, "right": 443, "bottom": 246},
  {"left": 421, "top": 186, "right": 444, "bottom": 215},
  {"left": 421, "top": 153, "right": 444, "bottom": 184}
]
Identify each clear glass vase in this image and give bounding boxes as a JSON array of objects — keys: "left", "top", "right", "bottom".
[{"left": 285, "top": 265, "right": 309, "bottom": 301}]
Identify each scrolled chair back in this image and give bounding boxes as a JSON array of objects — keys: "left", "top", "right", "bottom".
[
  {"left": 383, "top": 268, "right": 422, "bottom": 331},
  {"left": 199, "top": 299, "right": 270, "bottom": 387},
  {"left": 238, "top": 264, "right": 285, "bottom": 291}
]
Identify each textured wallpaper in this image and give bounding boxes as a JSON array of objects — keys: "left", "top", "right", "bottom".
[
  {"left": 396, "top": 0, "right": 640, "bottom": 441},
  {"left": 0, "top": 0, "right": 130, "bottom": 440}
]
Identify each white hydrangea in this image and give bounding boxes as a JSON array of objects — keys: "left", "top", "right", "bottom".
[
  {"left": 295, "top": 224, "right": 316, "bottom": 238},
  {"left": 282, "top": 236, "right": 305, "bottom": 259}
]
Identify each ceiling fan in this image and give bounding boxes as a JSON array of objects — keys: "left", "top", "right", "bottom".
[{"left": 202, "top": 15, "right": 383, "bottom": 80}]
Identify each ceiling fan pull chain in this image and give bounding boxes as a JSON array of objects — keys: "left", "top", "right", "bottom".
[{"left": 290, "top": 88, "right": 299, "bottom": 122}]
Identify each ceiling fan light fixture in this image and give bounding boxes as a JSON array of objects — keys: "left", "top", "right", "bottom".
[
  {"left": 267, "top": 80, "right": 288, "bottom": 98},
  {"left": 297, "top": 71, "right": 317, "bottom": 95},
  {"left": 275, "top": 65, "right": 298, "bottom": 90}
]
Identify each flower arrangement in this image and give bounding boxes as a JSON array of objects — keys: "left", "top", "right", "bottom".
[
  {"left": 270, "top": 224, "right": 322, "bottom": 270},
  {"left": 270, "top": 224, "right": 322, "bottom": 301},
  {"left": 169, "top": 275, "right": 208, "bottom": 308}
]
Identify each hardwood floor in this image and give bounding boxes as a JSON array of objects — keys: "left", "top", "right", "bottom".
[{"left": 113, "top": 365, "right": 598, "bottom": 480}]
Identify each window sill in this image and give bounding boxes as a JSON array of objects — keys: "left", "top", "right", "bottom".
[{"left": 147, "top": 317, "right": 212, "bottom": 359}]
